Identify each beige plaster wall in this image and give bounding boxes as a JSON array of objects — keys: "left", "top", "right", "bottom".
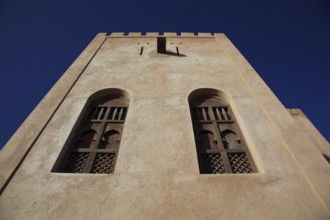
[
  {"left": 0, "top": 33, "right": 329, "bottom": 220},
  {"left": 288, "top": 108, "right": 330, "bottom": 156},
  {"left": 216, "top": 34, "right": 330, "bottom": 211}
]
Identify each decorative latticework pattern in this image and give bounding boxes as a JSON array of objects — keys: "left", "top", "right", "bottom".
[
  {"left": 190, "top": 96, "right": 256, "bottom": 174},
  {"left": 88, "top": 106, "right": 108, "bottom": 120},
  {"left": 53, "top": 95, "right": 128, "bottom": 174},
  {"left": 65, "top": 152, "right": 89, "bottom": 173},
  {"left": 228, "top": 152, "right": 252, "bottom": 173},
  {"left": 108, "top": 107, "right": 127, "bottom": 121},
  {"left": 201, "top": 153, "right": 225, "bottom": 174},
  {"left": 195, "top": 107, "right": 211, "bottom": 121},
  {"left": 87, "top": 106, "right": 127, "bottom": 121},
  {"left": 212, "top": 107, "right": 231, "bottom": 121},
  {"left": 92, "top": 153, "right": 116, "bottom": 174}
]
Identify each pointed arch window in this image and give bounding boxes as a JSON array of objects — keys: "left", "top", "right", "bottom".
[
  {"left": 52, "top": 89, "right": 129, "bottom": 174},
  {"left": 189, "top": 89, "right": 256, "bottom": 174}
]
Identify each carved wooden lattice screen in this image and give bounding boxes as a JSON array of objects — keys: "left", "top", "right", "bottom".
[
  {"left": 191, "top": 105, "right": 256, "bottom": 174},
  {"left": 57, "top": 99, "right": 128, "bottom": 174}
]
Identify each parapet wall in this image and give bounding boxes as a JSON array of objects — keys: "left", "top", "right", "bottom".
[{"left": 108, "top": 32, "right": 215, "bottom": 37}]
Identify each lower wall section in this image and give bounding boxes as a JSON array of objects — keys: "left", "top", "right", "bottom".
[{"left": 0, "top": 173, "right": 329, "bottom": 220}]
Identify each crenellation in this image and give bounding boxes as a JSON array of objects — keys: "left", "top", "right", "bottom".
[
  {"left": 128, "top": 32, "right": 141, "bottom": 36},
  {"left": 146, "top": 32, "right": 159, "bottom": 36},
  {"left": 213, "top": 33, "right": 226, "bottom": 38},
  {"left": 164, "top": 32, "right": 178, "bottom": 37},
  {"left": 107, "top": 32, "right": 216, "bottom": 38},
  {"left": 198, "top": 32, "right": 213, "bottom": 37},
  {"left": 109, "top": 32, "right": 124, "bottom": 37},
  {"left": 181, "top": 32, "right": 196, "bottom": 37}
]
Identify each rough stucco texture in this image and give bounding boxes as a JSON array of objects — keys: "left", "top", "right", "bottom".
[{"left": 1, "top": 34, "right": 329, "bottom": 220}]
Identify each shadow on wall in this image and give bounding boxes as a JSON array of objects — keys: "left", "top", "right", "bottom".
[{"left": 323, "top": 154, "right": 330, "bottom": 164}]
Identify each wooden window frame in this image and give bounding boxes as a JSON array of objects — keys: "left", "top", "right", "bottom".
[
  {"left": 52, "top": 98, "right": 128, "bottom": 174},
  {"left": 191, "top": 104, "right": 257, "bottom": 174}
]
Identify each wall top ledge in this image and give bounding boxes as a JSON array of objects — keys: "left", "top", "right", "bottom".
[{"left": 107, "top": 32, "right": 222, "bottom": 38}]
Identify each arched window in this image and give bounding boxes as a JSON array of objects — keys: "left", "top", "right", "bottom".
[
  {"left": 189, "top": 88, "right": 256, "bottom": 174},
  {"left": 52, "top": 89, "right": 129, "bottom": 174}
]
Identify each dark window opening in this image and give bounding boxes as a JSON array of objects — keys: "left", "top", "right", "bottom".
[
  {"left": 189, "top": 90, "right": 256, "bottom": 174},
  {"left": 157, "top": 37, "right": 166, "bottom": 53},
  {"left": 52, "top": 92, "right": 129, "bottom": 174}
]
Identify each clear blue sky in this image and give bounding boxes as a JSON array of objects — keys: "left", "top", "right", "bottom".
[{"left": 0, "top": 0, "right": 329, "bottom": 149}]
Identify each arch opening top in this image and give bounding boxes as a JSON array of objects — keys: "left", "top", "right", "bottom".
[
  {"left": 188, "top": 88, "right": 257, "bottom": 174},
  {"left": 52, "top": 88, "right": 129, "bottom": 174},
  {"left": 188, "top": 88, "right": 230, "bottom": 107}
]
